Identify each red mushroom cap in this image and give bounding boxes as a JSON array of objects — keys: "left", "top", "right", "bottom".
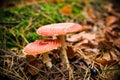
[
  {"left": 36, "top": 23, "right": 83, "bottom": 36},
  {"left": 23, "top": 39, "right": 61, "bottom": 55}
]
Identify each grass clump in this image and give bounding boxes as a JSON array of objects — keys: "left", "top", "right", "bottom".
[{"left": 0, "top": 1, "right": 84, "bottom": 52}]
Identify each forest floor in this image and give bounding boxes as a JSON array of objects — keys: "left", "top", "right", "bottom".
[{"left": 0, "top": 0, "right": 120, "bottom": 80}]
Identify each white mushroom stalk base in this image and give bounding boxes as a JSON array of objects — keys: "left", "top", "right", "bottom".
[
  {"left": 42, "top": 53, "right": 52, "bottom": 68},
  {"left": 58, "top": 35, "right": 74, "bottom": 80}
]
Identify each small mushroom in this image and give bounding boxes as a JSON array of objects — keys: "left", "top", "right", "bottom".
[
  {"left": 36, "top": 23, "right": 83, "bottom": 79},
  {"left": 23, "top": 39, "right": 61, "bottom": 68}
]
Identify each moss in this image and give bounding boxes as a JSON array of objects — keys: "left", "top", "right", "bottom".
[{"left": 0, "top": 0, "right": 85, "bottom": 50}]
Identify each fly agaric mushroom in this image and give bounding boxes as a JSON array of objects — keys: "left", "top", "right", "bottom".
[
  {"left": 36, "top": 23, "right": 83, "bottom": 78},
  {"left": 23, "top": 39, "right": 61, "bottom": 68}
]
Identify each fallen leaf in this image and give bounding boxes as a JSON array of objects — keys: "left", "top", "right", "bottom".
[
  {"left": 82, "top": 24, "right": 92, "bottom": 31},
  {"left": 26, "top": 55, "right": 42, "bottom": 75},
  {"left": 61, "top": 5, "right": 72, "bottom": 15},
  {"left": 98, "top": 40, "right": 113, "bottom": 51},
  {"left": 105, "top": 16, "right": 117, "bottom": 26},
  {"left": 87, "top": 8, "right": 96, "bottom": 20},
  {"left": 105, "top": 27, "right": 119, "bottom": 42},
  {"left": 74, "top": 39, "right": 89, "bottom": 47},
  {"left": 67, "top": 45, "right": 79, "bottom": 59},
  {"left": 95, "top": 58, "right": 117, "bottom": 66},
  {"left": 67, "top": 32, "right": 96, "bottom": 43},
  {"left": 113, "top": 38, "right": 120, "bottom": 52},
  {"left": 26, "top": 55, "right": 36, "bottom": 63},
  {"left": 103, "top": 3, "right": 113, "bottom": 12},
  {"left": 83, "top": 48, "right": 98, "bottom": 53}
]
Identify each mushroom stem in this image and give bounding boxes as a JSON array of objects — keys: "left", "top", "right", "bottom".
[
  {"left": 58, "top": 35, "right": 74, "bottom": 80},
  {"left": 42, "top": 53, "right": 52, "bottom": 68},
  {"left": 58, "top": 35, "right": 70, "bottom": 68}
]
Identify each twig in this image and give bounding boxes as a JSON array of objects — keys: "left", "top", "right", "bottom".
[{"left": 0, "top": 21, "right": 20, "bottom": 25}]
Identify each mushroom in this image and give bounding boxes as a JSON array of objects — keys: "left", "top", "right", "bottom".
[
  {"left": 23, "top": 39, "right": 61, "bottom": 68},
  {"left": 36, "top": 23, "right": 83, "bottom": 78}
]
